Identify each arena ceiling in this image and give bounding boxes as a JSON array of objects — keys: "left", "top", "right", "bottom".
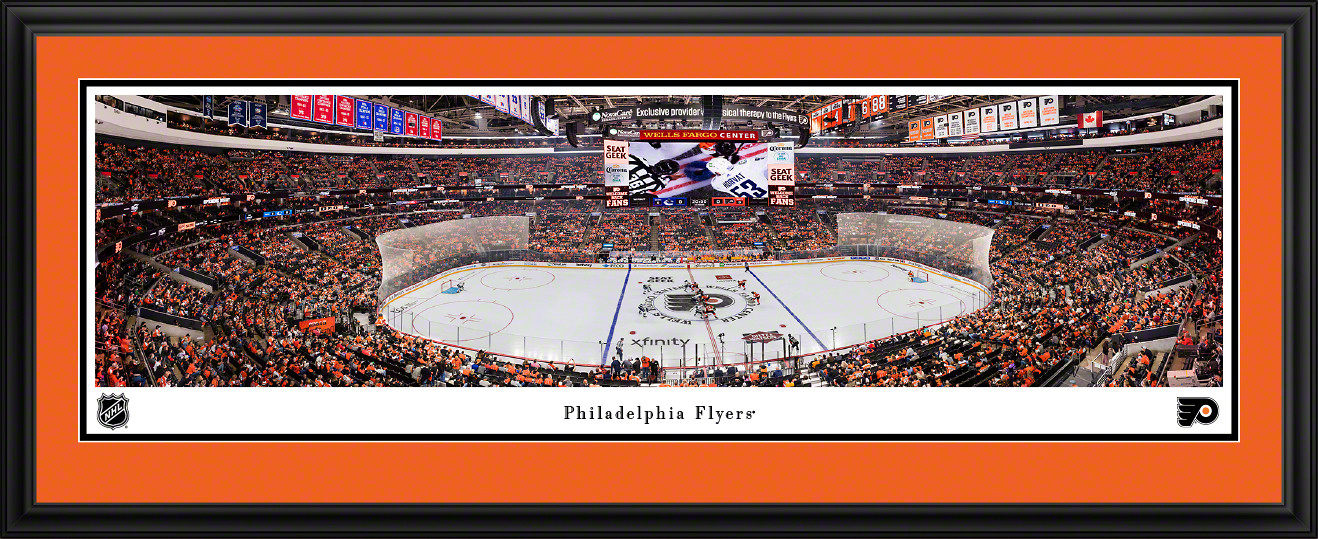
[{"left": 144, "top": 94, "right": 1213, "bottom": 137}]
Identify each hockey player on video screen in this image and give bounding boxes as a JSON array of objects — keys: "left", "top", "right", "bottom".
[{"left": 627, "top": 140, "right": 770, "bottom": 200}]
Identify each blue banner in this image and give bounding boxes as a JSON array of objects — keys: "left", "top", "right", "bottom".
[
  {"left": 202, "top": 95, "right": 213, "bottom": 118},
  {"left": 374, "top": 103, "right": 389, "bottom": 132},
  {"left": 227, "top": 100, "right": 247, "bottom": 126},
  {"left": 390, "top": 108, "right": 405, "bottom": 135},
  {"left": 248, "top": 102, "right": 267, "bottom": 128},
  {"left": 355, "top": 99, "right": 373, "bottom": 129}
]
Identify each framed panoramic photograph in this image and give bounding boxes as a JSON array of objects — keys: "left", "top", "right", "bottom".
[{"left": 3, "top": 2, "right": 1312, "bottom": 537}]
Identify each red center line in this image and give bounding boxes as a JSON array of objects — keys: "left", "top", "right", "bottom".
[{"left": 685, "top": 264, "right": 723, "bottom": 364}]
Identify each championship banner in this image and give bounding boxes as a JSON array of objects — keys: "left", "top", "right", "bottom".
[
  {"left": 430, "top": 117, "right": 442, "bottom": 139},
  {"left": 999, "top": 101, "right": 1018, "bottom": 130},
  {"left": 390, "top": 108, "right": 405, "bottom": 135},
  {"left": 335, "top": 95, "right": 355, "bottom": 127},
  {"left": 1018, "top": 98, "right": 1038, "bottom": 129},
  {"left": 355, "top": 99, "right": 373, "bottom": 129},
  {"left": 373, "top": 103, "right": 390, "bottom": 132},
  {"left": 202, "top": 95, "right": 213, "bottom": 118},
  {"left": 638, "top": 130, "right": 758, "bottom": 141},
  {"left": 290, "top": 95, "right": 313, "bottom": 120},
  {"left": 248, "top": 102, "right": 266, "bottom": 128},
  {"left": 981, "top": 104, "right": 999, "bottom": 132},
  {"left": 405, "top": 112, "right": 418, "bottom": 136},
  {"left": 1040, "top": 95, "right": 1061, "bottom": 126},
  {"left": 934, "top": 115, "right": 949, "bottom": 139},
  {"left": 419, "top": 116, "right": 431, "bottom": 138},
  {"left": 312, "top": 95, "right": 334, "bottom": 124},
  {"left": 920, "top": 118, "right": 935, "bottom": 140},
  {"left": 495, "top": 95, "right": 508, "bottom": 113},
  {"left": 226, "top": 100, "right": 247, "bottom": 126},
  {"left": 297, "top": 317, "right": 336, "bottom": 334},
  {"left": 948, "top": 111, "right": 964, "bottom": 136},
  {"left": 962, "top": 108, "right": 980, "bottom": 134},
  {"left": 907, "top": 120, "right": 920, "bottom": 141}
]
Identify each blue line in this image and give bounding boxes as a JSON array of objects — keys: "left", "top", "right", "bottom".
[
  {"left": 747, "top": 268, "right": 828, "bottom": 350},
  {"left": 601, "top": 264, "right": 632, "bottom": 364}
]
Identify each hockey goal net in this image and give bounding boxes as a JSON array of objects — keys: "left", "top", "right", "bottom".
[{"left": 909, "top": 270, "right": 930, "bottom": 283}]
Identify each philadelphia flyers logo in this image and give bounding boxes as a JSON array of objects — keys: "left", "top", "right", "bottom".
[
  {"left": 1176, "top": 397, "right": 1218, "bottom": 427},
  {"left": 664, "top": 293, "right": 734, "bottom": 312}
]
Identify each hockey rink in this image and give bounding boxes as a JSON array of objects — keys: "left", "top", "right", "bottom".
[{"left": 381, "top": 259, "right": 990, "bottom": 373}]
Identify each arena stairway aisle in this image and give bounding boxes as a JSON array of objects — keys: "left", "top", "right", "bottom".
[{"left": 648, "top": 214, "right": 660, "bottom": 250}]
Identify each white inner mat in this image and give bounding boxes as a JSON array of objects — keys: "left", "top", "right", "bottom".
[{"left": 382, "top": 259, "right": 989, "bottom": 373}]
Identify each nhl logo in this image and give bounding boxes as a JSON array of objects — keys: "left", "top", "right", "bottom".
[{"left": 96, "top": 394, "right": 129, "bottom": 430}]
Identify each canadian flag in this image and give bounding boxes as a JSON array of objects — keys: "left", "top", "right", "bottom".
[{"left": 1078, "top": 110, "right": 1103, "bottom": 128}]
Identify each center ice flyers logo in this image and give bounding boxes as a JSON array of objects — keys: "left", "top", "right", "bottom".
[
  {"left": 97, "top": 394, "right": 129, "bottom": 430},
  {"left": 1175, "top": 397, "right": 1218, "bottom": 427},
  {"left": 642, "top": 285, "right": 756, "bottom": 325},
  {"left": 665, "top": 292, "right": 736, "bottom": 311}
]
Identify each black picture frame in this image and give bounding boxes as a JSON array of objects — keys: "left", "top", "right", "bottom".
[{"left": 2, "top": 2, "right": 1312, "bottom": 537}]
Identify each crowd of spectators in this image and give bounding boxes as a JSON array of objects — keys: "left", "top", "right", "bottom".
[
  {"left": 1108, "top": 228, "right": 1173, "bottom": 257},
  {"left": 770, "top": 210, "right": 834, "bottom": 251},
  {"left": 140, "top": 276, "right": 214, "bottom": 321},
  {"left": 531, "top": 212, "right": 590, "bottom": 253},
  {"left": 590, "top": 213, "right": 650, "bottom": 251},
  {"left": 91, "top": 133, "right": 1226, "bottom": 388}
]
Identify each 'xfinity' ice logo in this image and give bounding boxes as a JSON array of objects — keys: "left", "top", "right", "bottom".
[{"left": 630, "top": 337, "right": 691, "bottom": 347}]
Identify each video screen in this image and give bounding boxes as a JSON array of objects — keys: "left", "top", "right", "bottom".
[{"left": 626, "top": 141, "right": 778, "bottom": 201}]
